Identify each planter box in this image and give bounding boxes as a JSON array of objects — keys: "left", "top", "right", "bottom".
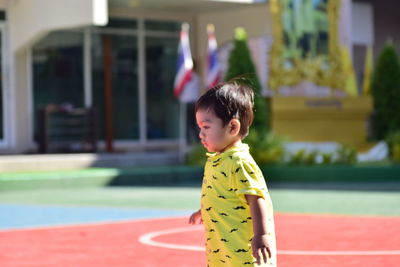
[{"left": 261, "top": 164, "right": 400, "bottom": 182}]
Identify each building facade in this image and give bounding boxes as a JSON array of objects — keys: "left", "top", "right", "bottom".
[{"left": 0, "top": 0, "right": 398, "bottom": 154}]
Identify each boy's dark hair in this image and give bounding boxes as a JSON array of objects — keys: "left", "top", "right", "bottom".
[{"left": 195, "top": 81, "right": 254, "bottom": 137}]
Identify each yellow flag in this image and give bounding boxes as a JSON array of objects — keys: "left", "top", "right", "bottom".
[
  {"left": 362, "top": 46, "right": 373, "bottom": 95},
  {"left": 341, "top": 47, "right": 358, "bottom": 97}
]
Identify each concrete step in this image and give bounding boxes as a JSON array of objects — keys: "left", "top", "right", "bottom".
[
  {"left": 0, "top": 166, "right": 204, "bottom": 191},
  {"left": 0, "top": 151, "right": 180, "bottom": 172}
]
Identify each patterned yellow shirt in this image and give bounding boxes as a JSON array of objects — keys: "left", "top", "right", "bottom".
[{"left": 201, "top": 143, "right": 277, "bottom": 267}]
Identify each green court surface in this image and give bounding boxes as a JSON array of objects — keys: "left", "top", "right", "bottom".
[{"left": 0, "top": 185, "right": 399, "bottom": 216}]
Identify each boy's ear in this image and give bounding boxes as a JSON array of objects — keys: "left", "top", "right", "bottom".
[{"left": 229, "top": 119, "right": 241, "bottom": 136}]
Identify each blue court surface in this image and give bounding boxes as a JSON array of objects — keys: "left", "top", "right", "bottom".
[{"left": 0, "top": 204, "right": 189, "bottom": 230}]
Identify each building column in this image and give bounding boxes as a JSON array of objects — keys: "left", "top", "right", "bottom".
[{"left": 9, "top": 49, "right": 33, "bottom": 153}]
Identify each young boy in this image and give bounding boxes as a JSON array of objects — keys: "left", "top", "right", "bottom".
[{"left": 189, "top": 82, "right": 277, "bottom": 266}]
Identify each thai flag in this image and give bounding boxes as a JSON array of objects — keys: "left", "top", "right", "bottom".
[
  {"left": 173, "top": 23, "right": 193, "bottom": 98},
  {"left": 206, "top": 24, "right": 220, "bottom": 89}
]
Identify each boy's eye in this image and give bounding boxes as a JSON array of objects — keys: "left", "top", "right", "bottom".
[{"left": 203, "top": 126, "right": 210, "bottom": 129}]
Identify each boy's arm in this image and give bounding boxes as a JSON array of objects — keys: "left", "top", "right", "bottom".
[
  {"left": 245, "top": 194, "right": 272, "bottom": 265},
  {"left": 189, "top": 209, "right": 202, "bottom": 224}
]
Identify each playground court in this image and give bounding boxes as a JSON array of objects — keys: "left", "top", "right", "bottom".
[{"left": 0, "top": 185, "right": 399, "bottom": 267}]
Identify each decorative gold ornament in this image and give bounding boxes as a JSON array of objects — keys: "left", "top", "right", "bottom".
[{"left": 268, "top": 0, "right": 344, "bottom": 92}]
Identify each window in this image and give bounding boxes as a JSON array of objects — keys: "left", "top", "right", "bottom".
[
  {"left": 31, "top": 17, "right": 185, "bottom": 147},
  {"left": 144, "top": 19, "right": 182, "bottom": 140},
  {"left": 145, "top": 20, "right": 181, "bottom": 32},
  {"left": 146, "top": 36, "right": 180, "bottom": 140},
  {"left": 105, "top": 18, "right": 137, "bottom": 29},
  {"left": 32, "top": 31, "right": 84, "bottom": 140},
  {"left": 92, "top": 33, "right": 139, "bottom": 140}
]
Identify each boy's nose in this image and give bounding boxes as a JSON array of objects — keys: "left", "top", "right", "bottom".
[{"left": 199, "top": 130, "right": 205, "bottom": 139}]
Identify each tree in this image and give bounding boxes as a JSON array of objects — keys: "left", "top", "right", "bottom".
[
  {"left": 225, "top": 27, "right": 269, "bottom": 134},
  {"left": 371, "top": 42, "right": 400, "bottom": 140}
]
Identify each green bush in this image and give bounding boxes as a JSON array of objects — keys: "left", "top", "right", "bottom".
[
  {"left": 186, "top": 139, "right": 358, "bottom": 166},
  {"left": 186, "top": 130, "right": 286, "bottom": 166},
  {"left": 321, "top": 152, "right": 334, "bottom": 164},
  {"left": 288, "top": 145, "right": 358, "bottom": 165},
  {"left": 288, "top": 149, "right": 318, "bottom": 165},
  {"left": 289, "top": 149, "right": 307, "bottom": 164},
  {"left": 386, "top": 131, "right": 400, "bottom": 163},
  {"left": 335, "top": 144, "right": 357, "bottom": 165},
  {"left": 186, "top": 144, "right": 207, "bottom": 166},
  {"left": 246, "top": 130, "right": 286, "bottom": 164},
  {"left": 305, "top": 151, "right": 319, "bottom": 165},
  {"left": 393, "top": 145, "right": 400, "bottom": 163},
  {"left": 371, "top": 42, "right": 400, "bottom": 140},
  {"left": 225, "top": 27, "right": 269, "bottom": 134}
]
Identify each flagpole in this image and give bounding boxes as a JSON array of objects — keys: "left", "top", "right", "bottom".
[
  {"left": 174, "top": 22, "right": 193, "bottom": 164},
  {"left": 206, "top": 24, "right": 220, "bottom": 89},
  {"left": 179, "top": 101, "right": 187, "bottom": 164}
]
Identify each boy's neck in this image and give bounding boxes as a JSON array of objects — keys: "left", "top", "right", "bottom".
[{"left": 218, "top": 139, "right": 242, "bottom": 154}]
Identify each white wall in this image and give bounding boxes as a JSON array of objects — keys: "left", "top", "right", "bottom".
[
  {"left": 0, "top": 0, "right": 5, "bottom": 9},
  {"left": 10, "top": 50, "right": 31, "bottom": 152},
  {"left": 196, "top": 4, "right": 272, "bottom": 89},
  {"left": 8, "top": 0, "right": 107, "bottom": 52},
  {"left": 352, "top": 2, "right": 374, "bottom": 45},
  {"left": 197, "top": 4, "right": 272, "bottom": 55}
]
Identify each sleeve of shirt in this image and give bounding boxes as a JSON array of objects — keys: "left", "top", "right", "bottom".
[{"left": 229, "top": 158, "right": 268, "bottom": 202}]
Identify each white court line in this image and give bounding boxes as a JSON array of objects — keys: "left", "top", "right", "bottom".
[
  {"left": 139, "top": 226, "right": 204, "bottom": 251},
  {"left": 138, "top": 226, "right": 400, "bottom": 256}
]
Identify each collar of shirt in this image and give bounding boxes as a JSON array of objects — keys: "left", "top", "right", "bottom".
[{"left": 206, "top": 143, "right": 249, "bottom": 161}]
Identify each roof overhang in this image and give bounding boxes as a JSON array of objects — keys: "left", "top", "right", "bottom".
[
  {"left": 0, "top": 0, "right": 5, "bottom": 9},
  {"left": 8, "top": 0, "right": 108, "bottom": 52},
  {"left": 109, "top": 0, "right": 267, "bottom": 14}
]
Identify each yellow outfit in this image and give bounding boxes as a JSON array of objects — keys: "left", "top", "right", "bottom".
[{"left": 201, "top": 143, "right": 277, "bottom": 267}]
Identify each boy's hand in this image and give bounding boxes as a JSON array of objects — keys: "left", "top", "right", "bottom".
[
  {"left": 252, "top": 234, "right": 272, "bottom": 265},
  {"left": 188, "top": 210, "right": 203, "bottom": 224}
]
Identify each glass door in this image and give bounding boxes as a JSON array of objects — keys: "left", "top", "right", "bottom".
[
  {"left": 145, "top": 36, "right": 180, "bottom": 140},
  {"left": 32, "top": 31, "right": 85, "bottom": 140},
  {"left": 91, "top": 33, "right": 139, "bottom": 141}
]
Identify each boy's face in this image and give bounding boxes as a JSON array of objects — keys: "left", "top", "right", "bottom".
[{"left": 196, "top": 108, "right": 233, "bottom": 153}]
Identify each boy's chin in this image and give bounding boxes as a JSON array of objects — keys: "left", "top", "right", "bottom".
[
  {"left": 205, "top": 147, "right": 218, "bottom": 153},
  {"left": 204, "top": 147, "right": 212, "bottom": 152},
  {"left": 203, "top": 145, "right": 214, "bottom": 153}
]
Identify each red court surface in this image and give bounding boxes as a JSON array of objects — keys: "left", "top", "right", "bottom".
[{"left": 1, "top": 213, "right": 400, "bottom": 267}]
